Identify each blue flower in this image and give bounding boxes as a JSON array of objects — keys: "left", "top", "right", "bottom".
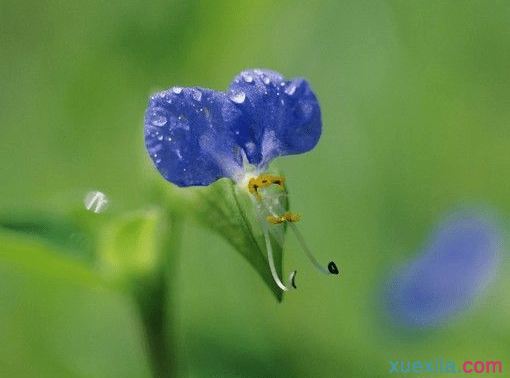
[
  {"left": 144, "top": 69, "right": 321, "bottom": 187},
  {"left": 144, "top": 69, "right": 337, "bottom": 292},
  {"left": 383, "top": 209, "right": 501, "bottom": 329}
]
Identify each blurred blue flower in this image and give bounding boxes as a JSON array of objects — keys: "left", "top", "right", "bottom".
[
  {"left": 384, "top": 209, "right": 502, "bottom": 328},
  {"left": 144, "top": 69, "right": 321, "bottom": 187}
]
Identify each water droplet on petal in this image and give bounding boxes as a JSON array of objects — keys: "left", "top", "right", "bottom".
[
  {"left": 200, "top": 107, "right": 210, "bottom": 118},
  {"left": 230, "top": 91, "right": 246, "bottom": 104},
  {"left": 261, "top": 75, "right": 271, "bottom": 85},
  {"left": 149, "top": 108, "right": 167, "bottom": 127},
  {"left": 285, "top": 84, "right": 296, "bottom": 96},
  {"left": 177, "top": 115, "right": 190, "bottom": 130},
  {"left": 84, "top": 191, "right": 109, "bottom": 213},
  {"left": 148, "top": 143, "right": 162, "bottom": 155},
  {"left": 300, "top": 102, "right": 313, "bottom": 118},
  {"left": 172, "top": 87, "right": 183, "bottom": 94},
  {"left": 191, "top": 89, "right": 202, "bottom": 101},
  {"left": 242, "top": 73, "right": 254, "bottom": 83},
  {"left": 157, "top": 135, "right": 163, "bottom": 141}
]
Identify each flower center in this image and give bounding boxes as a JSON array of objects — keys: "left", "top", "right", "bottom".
[
  {"left": 247, "top": 173, "right": 285, "bottom": 200},
  {"left": 246, "top": 173, "right": 301, "bottom": 225},
  {"left": 267, "top": 212, "right": 301, "bottom": 224},
  {"left": 244, "top": 173, "right": 339, "bottom": 291}
]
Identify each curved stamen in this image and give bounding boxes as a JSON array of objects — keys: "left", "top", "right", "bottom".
[
  {"left": 288, "top": 223, "right": 339, "bottom": 275},
  {"left": 263, "top": 199, "right": 339, "bottom": 276},
  {"left": 248, "top": 172, "right": 339, "bottom": 280},
  {"left": 263, "top": 228, "right": 297, "bottom": 291}
]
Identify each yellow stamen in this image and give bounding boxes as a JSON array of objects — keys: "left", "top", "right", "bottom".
[
  {"left": 247, "top": 173, "right": 285, "bottom": 200},
  {"left": 267, "top": 212, "right": 301, "bottom": 225}
]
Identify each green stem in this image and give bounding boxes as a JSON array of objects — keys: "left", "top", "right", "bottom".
[
  {"left": 134, "top": 210, "right": 183, "bottom": 378},
  {"left": 136, "top": 271, "right": 169, "bottom": 378}
]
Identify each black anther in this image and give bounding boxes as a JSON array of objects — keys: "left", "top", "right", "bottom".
[{"left": 328, "top": 261, "right": 339, "bottom": 275}]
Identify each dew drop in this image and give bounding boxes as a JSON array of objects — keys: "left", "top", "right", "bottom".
[
  {"left": 285, "top": 84, "right": 296, "bottom": 96},
  {"left": 261, "top": 75, "right": 271, "bottom": 85},
  {"left": 230, "top": 91, "right": 246, "bottom": 104},
  {"left": 84, "top": 191, "right": 109, "bottom": 213},
  {"left": 177, "top": 115, "right": 190, "bottom": 130},
  {"left": 191, "top": 89, "right": 202, "bottom": 101},
  {"left": 148, "top": 143, "right": 163, "bottom": 155},
  {"left": 200, "top": 107, "right": 210, "bottom": 118},
  {"left": 157, "top": 135, "right": 163, "bottom": 141},
  {"left": 172, "top": 86, "right": 183, "bottom": 94},
  {"left": 300, "top": 102, "right": 313, "bottom": 117},
  {"left": 149, "top": 109, "right": 167, "bottom": 127},
  {"left": 242, "top": 73, "right": 254, "bottom": 83}
]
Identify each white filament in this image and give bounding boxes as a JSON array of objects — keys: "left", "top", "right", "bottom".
[
  {"left": 264, "top": 197, "right": 334, "bottom": 276},
  {"left": 263, "top": 228, "right": 296, "bottom": 291}
]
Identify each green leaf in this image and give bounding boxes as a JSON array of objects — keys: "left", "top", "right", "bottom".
[
  {"left": 0, "top": 229, "right": 153, "bottom": 378},
  {"left": 164, "top": 177, "right": 290, "bottom": 302},
  {"left": 0, "top": 210, "right": 95, "bottom": 265},
  {"left": 0, "top": 204, "right": 176, "bottom": 377}
]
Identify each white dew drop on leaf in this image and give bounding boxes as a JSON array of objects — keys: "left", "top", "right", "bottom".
[{"left": 84, "top": 191, "right": 109, "bottom": 213}]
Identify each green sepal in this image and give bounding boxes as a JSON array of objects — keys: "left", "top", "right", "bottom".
[{"left": 161, "top": 177, "right": 290, "bottom": 302}]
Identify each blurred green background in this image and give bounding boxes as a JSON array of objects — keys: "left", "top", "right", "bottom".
[{"left": 1, "top": 1, "right": 509, "bottom": 377}]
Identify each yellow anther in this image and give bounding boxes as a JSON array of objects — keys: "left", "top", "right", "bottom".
[
  {"left": 267, "top": 212, "right": 301, "bottom": 225},
  {"left": 247, "top": 173, "right": 285, "bottom": 200}
]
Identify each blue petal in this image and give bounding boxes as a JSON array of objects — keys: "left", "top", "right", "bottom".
[
  {"left": 144, "top": 87, "right": 243, "bottom": 187},
  {"left": 227, "top": 69, "right": 322, "bottom": 167},
  {"left": 384, "top": 209, "right": 501, "bottom": 328}
]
